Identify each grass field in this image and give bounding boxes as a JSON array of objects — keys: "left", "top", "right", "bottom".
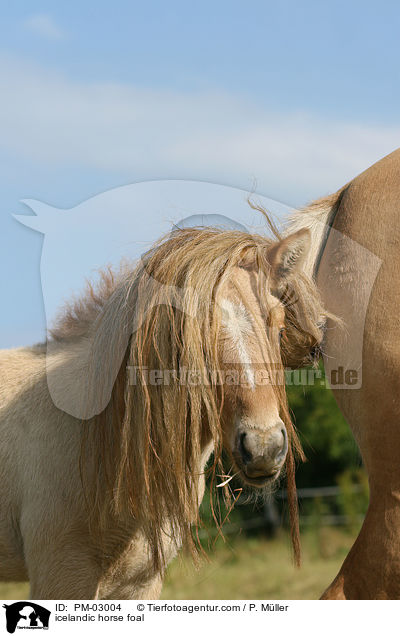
[{"left": 0, "top": 527, "right": 355, "bottom": 600}]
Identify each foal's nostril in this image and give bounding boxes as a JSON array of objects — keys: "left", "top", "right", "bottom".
[
  {"left": 238, "top": 432, "right": 253, "bottom": 464},
  {"left": 273, "top": 426, "right": 288, "bottom": 461}
]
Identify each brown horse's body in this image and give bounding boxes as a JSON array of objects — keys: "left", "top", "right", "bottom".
[{"left": 291, "top": 148, "right": 400, "bottom": 599}]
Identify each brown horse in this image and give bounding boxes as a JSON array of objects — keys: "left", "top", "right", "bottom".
[
  {"left": 0, "top": 225, "right": 324, "bottom": 599},
  {"left": 288, "top": 148, "right": 400, "bottom": 599}
]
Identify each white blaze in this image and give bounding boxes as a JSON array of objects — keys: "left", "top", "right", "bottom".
[{"left": 220, "top": 298, "right": 255, "bottom": 389}]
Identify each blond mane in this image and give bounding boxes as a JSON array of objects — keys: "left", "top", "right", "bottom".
[{"left": 50, "top": 226, "right": 326, "bottom": 570}]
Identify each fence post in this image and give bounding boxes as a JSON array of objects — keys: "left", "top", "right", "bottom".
[{"left": 263, "top": 496, "right": 280, "bottom": 538}]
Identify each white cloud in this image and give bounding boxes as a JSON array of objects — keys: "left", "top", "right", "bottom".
[
  {"left": 24, "top": 14, "right": 64, "bottom": 40},
  {"left": 0, "top": 55, "right": 399, "bottom": 205}
]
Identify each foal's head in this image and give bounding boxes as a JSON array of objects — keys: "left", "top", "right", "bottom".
[{"left": 216, "top": 228, "right": 316, "bottom": 488}]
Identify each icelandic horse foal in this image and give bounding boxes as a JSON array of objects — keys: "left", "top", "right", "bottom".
[{"left": 0, "top": 226, "right": 323, "bottom": 599}]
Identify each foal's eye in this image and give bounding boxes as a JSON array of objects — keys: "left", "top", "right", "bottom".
[{"left": 279, "top": 328, "right": 286, "bottom": 344}]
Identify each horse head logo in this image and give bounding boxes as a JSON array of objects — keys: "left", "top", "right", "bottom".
[
  {"left": 14, "top": 180, "right": 283, "bottom": 419},
  {"left": 3, "top": 602, "right": 50, "bottom": 633}
]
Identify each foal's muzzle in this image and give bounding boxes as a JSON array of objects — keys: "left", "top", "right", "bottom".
[{"left": 235, "top": 424, "right": 288, "bottom": 486}]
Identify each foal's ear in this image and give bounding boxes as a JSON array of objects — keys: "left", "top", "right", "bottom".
[{"left": 267, "top": 228, "right": 311, "bottom": 292}]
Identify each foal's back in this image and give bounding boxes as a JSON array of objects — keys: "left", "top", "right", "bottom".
[{"left": 0, "top": 345, "right": 84, "bottom": 585}]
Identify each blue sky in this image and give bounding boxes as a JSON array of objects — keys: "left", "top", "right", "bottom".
[
  {"left": 3, "top": 1, "right": 400, "bottom": 124},
  {"left": 1, "top": 1, "right": 400, "bottom": 347}
]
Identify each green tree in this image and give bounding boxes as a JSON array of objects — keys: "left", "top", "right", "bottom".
[{"left": 287, "top": 373, "right": 362, "bottom": 489}]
